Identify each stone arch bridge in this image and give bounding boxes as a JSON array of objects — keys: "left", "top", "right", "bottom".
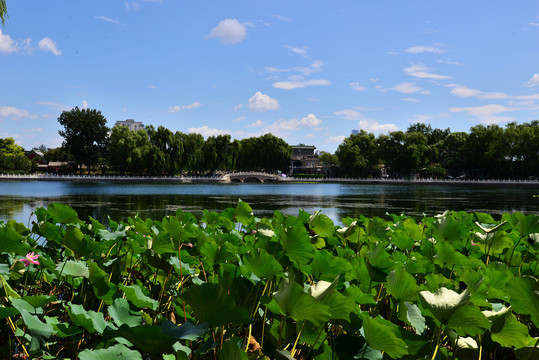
[{"left": 222, "top": 172, "right": 281, "bottom": 183}]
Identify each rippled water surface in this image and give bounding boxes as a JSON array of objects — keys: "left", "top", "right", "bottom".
[{"left": 0, "top": 181, "right": 537, "bottom": 224}]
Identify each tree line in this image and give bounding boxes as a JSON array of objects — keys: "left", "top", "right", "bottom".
[
  {"left": 335, "top": 121, "right": 539, "bottom": 179},
  {"left": 1, "top": 106, "right": 537, "bottom": 179},
  {"left": 54, "top": 107, "right": 291, "bottom": 175}
]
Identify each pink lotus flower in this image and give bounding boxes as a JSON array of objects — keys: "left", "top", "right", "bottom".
[{"left": 19, "top": 252, "right": 40, "bottom": 267}]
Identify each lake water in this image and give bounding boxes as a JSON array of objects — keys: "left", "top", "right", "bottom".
[{"left": 0, "top": 181, "right": 537, "bottom": 225}]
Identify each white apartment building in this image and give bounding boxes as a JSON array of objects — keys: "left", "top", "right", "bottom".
[{"left": 114, "top": 119, "right": 144, "bottom": 131}]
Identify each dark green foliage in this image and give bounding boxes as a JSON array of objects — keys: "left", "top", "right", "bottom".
[
  {"left": 57, "top": 107, "right": 109, "bottom": 172},
  {"left": 1, "top": 202, "right": 538, "bottom": 358}
]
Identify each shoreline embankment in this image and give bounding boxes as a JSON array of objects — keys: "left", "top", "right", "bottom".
[{"left": 1, "top": 173, "right": 538, "bottom": 187}]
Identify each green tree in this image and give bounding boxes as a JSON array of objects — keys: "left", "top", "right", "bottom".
[
  {"left": 179, "top": 132, "right": 205, "bottom": 173},
  {"left": 336, "top": 130, "right": 378, "bottom": 177},
  {"left": 0, "top": 0, "right": 7, "bottom": 26},
  {"left": 440, "top": 132, "right": 468, "bottom": 177},
  {"left": 0, "top": 137, "right": 24, "bottom": 171},
  {"left": 237, "top": 134, "right": 291, "bottom": 172},
  {"left": 318, "top": 151, "right": 339, "bottom": 167},
  {"left": 108, "top": 126, "right": 151, "bottom": 174},
  {"left": 57, "top": 107, "right": 109, "bottom": 173}
]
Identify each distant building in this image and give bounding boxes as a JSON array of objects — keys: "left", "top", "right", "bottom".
[
  {"left": 114, "top": 119, "right": 144, "bottom": 131},
  {"left": 290, "top": 144, "right": 320, "bottom": 175}
]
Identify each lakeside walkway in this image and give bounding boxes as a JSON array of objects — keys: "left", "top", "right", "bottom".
[{"left": 1, "top": 172, "right": 538, "bottom": 186}]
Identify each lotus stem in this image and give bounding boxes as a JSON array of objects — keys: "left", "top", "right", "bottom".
[
  {"left": 507, "top": 237, "right": 522, "bottom": 265},
  {"left": 291, "top": 321, "right": 305, "bottom": 357},
  {"left": 431, "top": 327, "right": 442, "bottom": 360},
  {"left": 245, "top": 324, "right": 253, "bottom": 352}
]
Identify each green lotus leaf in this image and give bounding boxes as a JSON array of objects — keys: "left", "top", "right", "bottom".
[
  {"left": 79, "top": 344, "right": 143, "bottom": 360},
  {"left": 504, "top": 276, "right": 539, "bottom": 328},
  {"left": 311, "top": 250, "right": 351, "bottom": 282},
  {"left": 20, "top": 309, "right": 55, "bottom": 339},
  {"left": 47, "top": 203, "right": 79, "bottom": 224},
  {"left": 242, "top": 248, "right": 284, "bottom": 280},
  {"left": 367, "top": 242, "right": 395, "bottom": 270},
  {"left": 386, "top": 267, "right": 419, "bottom": 302},
  {"left": 419, "top": 287, "right": 471, "bottom": 323},
  {"left": 447, "top": 303, "right": 491, "bottom": 337},
  {"left": 275, "top": 217, "right": 315, "bottom": 269},
  {"left": 362, "top": 315, "right": 408, "bottom": 358},
  {"left": 119, "top": 284, "right": 158, "bottom": 310},
  {"left": 89, "top": 261, "right": 118, "bottom": 305},
  {"left": 405, "top": 301, "right": 426, "bottom": 334},
  {"left": 44, "top": 316, "right": 81, "bottom": 338},
  {"left": 473, "top": 231, "right": 512, "bottom": 255},
  {"left": 67, "top": 303, "right": 108, "bottom": 334},
  {"left": 221, "top": 337, "right": 248, "bottom": 360},
  {"left": 21, "top": 295, "right": 56, "bottom": 309},
  {"left": 108, "top": 298, "right": 142, "bottom": 327},
  {"left": 56, "top": 260, "right": 89, "bottom": 278},
  {"left": 273, "top": 275, "right": 330, "bottom": 327},
  {"left": 160, "top": 320, "right": 208, "bottom": 341},
  {"left": 491, "top": 313, "right": 530, "bottom": 348},
  {"left": 235, "top": 199, "right": 254, "bottom": 227},
  {"left": 309, "top": 211, "right": 334, "bottom": 238},
  {"left": 181, "top": 283, "right": 251, "bottom": 328},
  {"left": 103, "top": 324, "right": 176, "bottom": 356},
  {"left": 0, "top": 227, "right": 28, "bottom": 255}
]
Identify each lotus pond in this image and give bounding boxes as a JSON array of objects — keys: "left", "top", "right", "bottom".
[{"left": 0, "top": 202, "right": 538, "bottom": 359}]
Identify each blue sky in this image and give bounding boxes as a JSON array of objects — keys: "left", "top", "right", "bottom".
[{"left": 1, "top": 0, "right": 539, "bottom": 153}]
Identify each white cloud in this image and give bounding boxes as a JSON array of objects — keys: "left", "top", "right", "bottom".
[
  {"left": 0, "top": 29, "right": 17, "bottom": 54},
  {"left": 169, "top": 101, "right": 201, "bottom": 113},
  {"left": 232, "top": 116, "right": 246, "bottom": 122},
  {"left": 22, "top": 128, "right": 44, "bottom": 133},
  {"left": 350, "top": 82, "right": 367, "bottom": 91},
  {"left": 188, "top": 125, "right": 231, "bottom": 138},
  {"left": 358, "top": 120, "right": 399, "bottom": 133},
  {"left": 0, "top": 106, "right": 31, "bottom": 120},
  {"left": 448, "top": 84, "right": 509, "bottom": 99},
  {"left": 149, "top": 84, "right": 157, "bottom": 89},
  {"left": 36, "top": 101, "right": 72, "bottom": 111},
  {"left": 266, "top": 60, "right": 324, "bottom": 76},
  {"left": 285, "top": 45, "right": 308, "bottom": 57},
  {"left": 0, "top": 29, "right": 31, "bottom": 55},
  {"left": 95, "top": 16, "right": 122, "bottom": 25},
  {"left": 402, "top": 98, "right": 419, "bottom": 102},
  {"left": 334, "top": 109, "right": 365, "bottom": 121},
  {"left": 405, "top": 45, "right": 445, "bottom": 54},
  {"left": 81, "top": 100, "right": 88, "bottom": 109},
  {"left": 206, "top": 18, "right": 247, "bottom": 44},
  {"left": 247, "top": 120, "right": 265, "bottom": 128},
  {"left": 266, "top": 113, "right": 322, "bottom": 132},
  {"left": 38, "top": 37, "right": 62, "bottom": 55},
  {"left": 246, "top": 92, "right": 280, "bottom": 112},
  {"left": 273, "top": 79, "right": 330, "bottom": 90},
  {"left": 369, "top": 78, "right": 379, "bottom": 83},
  {"left": 391, "top": 82, "right": 422, "bottom": 94},
  {"left": 274, "top": 15, "right": 292, "bottom": 22},
  {"left": 403, "top": 63, "right": 452, "bottom": 80},
  {"left": 526, "top": 73, "right": 539, "bottom": 87},
  {"left": 449, "top": 104, "right": 514, "bottom": 124},
  {"left": 409, "top": 113, "right": 449, "bottom": 123},
  {"left": 449, "top": 85, "right": 483, "bottom": 98},
  {"left": 328, "top": 136, "right": 346, "bottom": 143}
]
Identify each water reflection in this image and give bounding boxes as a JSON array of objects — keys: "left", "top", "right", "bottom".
[{"left": 0, "top": 181, "right": 537, "bottom": 224}]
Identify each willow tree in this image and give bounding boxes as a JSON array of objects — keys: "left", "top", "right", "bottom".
[{"left": 0, "top": 0, "right": 7, "bottom": 26}]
